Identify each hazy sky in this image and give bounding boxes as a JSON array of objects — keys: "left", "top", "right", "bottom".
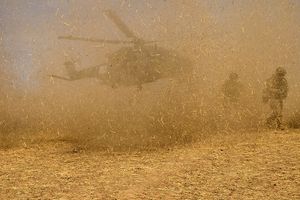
[
  {"left": 0, "top": 0, "right": 209, "bottom": 87},
  {"left": 0, "top": 0, "right": 172, "bottom": 86},
  {"left": 1, "top": 0, "right": 299, "bottom": 89}
]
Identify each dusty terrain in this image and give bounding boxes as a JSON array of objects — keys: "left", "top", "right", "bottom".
[{"left": 1, "top": 130, "right": 299, "bottom": 200}]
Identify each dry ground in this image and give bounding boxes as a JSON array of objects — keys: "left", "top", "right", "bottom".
[{"left": 0, "top": 130, "right": 299, "bottom": 199}]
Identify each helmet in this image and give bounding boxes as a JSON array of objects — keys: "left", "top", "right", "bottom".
[
  {"left": 229, "top": 72, "right": 239, "bottom": 80},
  {"left": 275, "top": 67, "right": 286, "bottom": 76}
]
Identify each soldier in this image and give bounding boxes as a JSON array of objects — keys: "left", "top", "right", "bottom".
[
  {"left": 263, "top": 67, "right": 288, "bottom": 130},
  {"left": 222, "top": 72, "right": 243, "bottom": 107}
]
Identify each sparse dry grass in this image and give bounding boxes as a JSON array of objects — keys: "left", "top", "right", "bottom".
[{"left": 0, "top": 129, "right": 299, "bottom": 199}]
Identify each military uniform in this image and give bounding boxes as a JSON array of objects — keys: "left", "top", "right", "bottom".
[
  {"left": 263, "top": 67, "right": 288, "bottom": 129},
  {"left": 222, "top": 73, "right": 243, "bottom": 107}
]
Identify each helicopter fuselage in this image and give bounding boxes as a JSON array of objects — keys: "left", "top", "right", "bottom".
[{"left": 101, "top": 45, "right": 193, "bottom": 87}]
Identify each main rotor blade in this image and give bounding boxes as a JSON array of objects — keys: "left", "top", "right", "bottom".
[
  {"left": 104, "top": 10, "right": 137, "bottom": 39},
  {"left": 58, "top": 35, "right": 133, "bottom": 44}
]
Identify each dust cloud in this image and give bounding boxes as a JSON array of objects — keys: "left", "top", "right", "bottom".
[{"left": 1, "top": 0, "right": 299, "bottom": 150}]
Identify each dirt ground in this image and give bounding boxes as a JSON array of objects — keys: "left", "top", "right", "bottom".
[{"left": 0, "top": 129, "right": 299, "bottom": 200}]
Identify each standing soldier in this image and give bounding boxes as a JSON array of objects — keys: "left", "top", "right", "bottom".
[
  {"left": 263, "top": 67, "right": 288, "bottom": 130},
  {"left": 222, "top": 72, "right": 243, "bottom": 108}
]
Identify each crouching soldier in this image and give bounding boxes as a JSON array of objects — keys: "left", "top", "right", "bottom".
[{"left": 263, "top": 67, "right": 288, "bottom": 130}]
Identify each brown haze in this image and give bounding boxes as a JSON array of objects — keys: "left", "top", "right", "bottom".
[
  {"left": 1, "top": 1, "right": 300, "bottom": 199},
  {"left": 1, "top": 0, "right": 300, "bottom": 149}
]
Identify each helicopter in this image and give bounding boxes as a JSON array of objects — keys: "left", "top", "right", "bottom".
[{"left": 51, "top": 10, "right": 193, "bottom": 89}]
